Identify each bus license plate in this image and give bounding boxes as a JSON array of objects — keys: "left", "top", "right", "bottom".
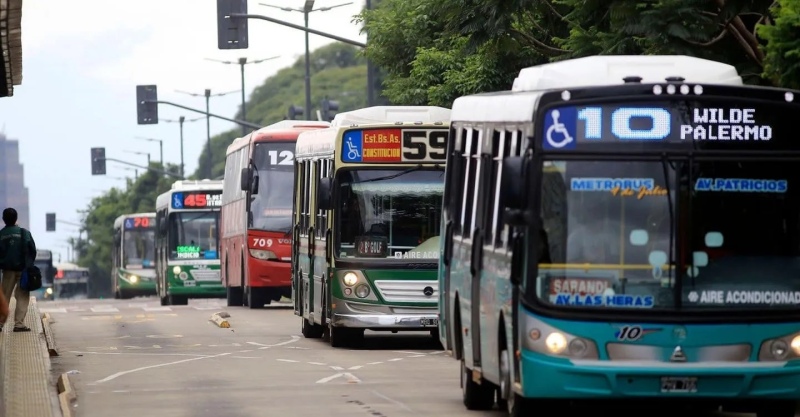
[
  {"left": 660, "top": 377, "right": 697, "bottom": 393},
  {"left": 421, "top": 318, "right": 438, "bottom": 327}
]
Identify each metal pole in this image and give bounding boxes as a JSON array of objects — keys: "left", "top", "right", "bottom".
[
  {"left": 205, "top": 89, "right": 212, "bottom": 179},
  {"left": 240, "top": 57, "right": 247, "bottom": 136},
  {"left": 135, "top": 169, "right": 138, "bottom": 180},
  {"left": 147, "top": 153, "right": 151, "bottom": 165},
  {"left": 304, "top": 11, "right": 311, "bottom": 120},
  {"left": 366, "top": 0, "right": 375, "bottom": 106},
  {"left": 179, "top": 116, "right": 185, "bottom": 178},
  {"left": 159, "top": 140, "right": 164, "bottom": 167}
]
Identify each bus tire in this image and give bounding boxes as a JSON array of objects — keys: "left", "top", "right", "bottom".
[
  {"left": 461, "top": 360, "right": 495, "bottom": 410},
  {"left": 226, "top": 287, "right": 243, "bottom": 306},
  {"left": 247, "top": 288, "right": 268, "bottom": 309},
  {"left": 302, "top": 318, "right": 324, "bottom": 338},
  {"left": 160, "top": 295, "right": 170, "bottom": 306},
  {"left": 169, "top": 295, "right": 188, "bottom": 305},
  {"left": 329, "top": 326, "right": 362, "bottom": 348}
]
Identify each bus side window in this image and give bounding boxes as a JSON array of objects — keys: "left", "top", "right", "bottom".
[
  {"left": 315, "top": 159, "right": 324, "bottom": 238},
  {"left": 485, "top": 130, "right": 503, "bottom": 247},
  {"left": 460, "top": 129, "right": 480, "bottom": 238}
]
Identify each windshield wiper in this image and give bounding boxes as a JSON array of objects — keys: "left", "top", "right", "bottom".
[
  {"left": 660, "top": 154, "right": 677, "bottom": 298},
  {"left": 359, "top": 164, "right": 431, "bottom": 183}
]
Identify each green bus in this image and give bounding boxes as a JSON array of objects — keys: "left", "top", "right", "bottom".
[
  {"left": 292, "top": 106, "right": 451, "bottom": 347},
  {"left": 155, "top": 180, "right": 224, "bottom": 305},
  {"left": 112, "top": 213, "right": 157, "bottom": 298}
]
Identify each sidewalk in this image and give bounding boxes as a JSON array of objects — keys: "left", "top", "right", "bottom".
[{"left": 0, "top": 296, "right": 60, "bottom": 416}]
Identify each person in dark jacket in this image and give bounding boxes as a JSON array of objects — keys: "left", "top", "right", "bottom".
[{"left": 0, "top": 208, "right": 37, "bottom": 331}]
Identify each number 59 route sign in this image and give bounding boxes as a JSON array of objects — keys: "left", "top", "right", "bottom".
[{"left": 341, "top": 128, "right": 447, "bottom": 163}]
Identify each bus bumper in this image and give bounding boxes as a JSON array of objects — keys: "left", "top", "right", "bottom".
[
  {"left": 246, "top": 258, "right": 291, "bottom": 288},
  {"left": 519, "top": 350, "right": 800, "bottom": 400},
  {"left": 330, "top": 298, "right": 438, "bottom": 330}
]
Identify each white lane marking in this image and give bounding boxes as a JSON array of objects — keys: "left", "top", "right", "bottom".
[
  {"left": 231, "top": 356, "right": 259, "bottom": 359},
  {"left": 348, "top": 366, "right": 362, "bottom": 370},
  {"left": 91, "top": 306, "right": 119, "bottom": 313},
  {"left": 393, "top": 351, "right": 424, "bottom": 355},
  {"left": 330, "top": 366, "right": 344, "bottom": 371},
  {"left": 388, "top": 358, "right": 403, "bottom": 362},
  {"left": 429, "top": 351, "right": 445, "bottom": 355},
  {"left": 277, "top": 359, "right": 299, "bottom": 363},
  {"left": 315, "top": 372, "right": 361, "bottom": 384},
  {"left": 39, "top": 308, "right": 67, "bottom": 313},
  {"left": 308, "top": 362, "right": 326, "bottom": 366},
  {"left": 127, "top": 303, "right": 148, "bottom": 308},
  {"left": 70, "top": 351, "right": 213, "bottom": 358},
  {"left": 246, "top": 336, "right": 301, "bottom": 350},
  {"left": 367, "top": 361, "right": 383, "bottom": 365},
  {"left": 409, "top": 354, "right": 426, "bottom": 358},
  {"left": 193, "top": 306, "right": 222, "bottom": 310},
  {"left": 237, "top": 350, "right": 254, "bottom": 353},
  {"left": 372, "top": 390, "right": 413, "bottom": 412},
  {"left": 90, "top": 352, "right": 231, "bottom": 384},
  {"left": 143, "top": 306, "right": 172, "bottom": 312}
]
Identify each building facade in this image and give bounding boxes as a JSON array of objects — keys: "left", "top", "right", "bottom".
[{"left": 0, "top": 133, "right": 29, "bottom": 228}]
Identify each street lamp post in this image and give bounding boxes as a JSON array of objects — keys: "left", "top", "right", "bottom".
[
  {"left": 123, "top": 150, "right": 150, "bottom": 166},
  {"left": 135, "top": 137, "right": 163, "bottom": 166},
  {"left": 205, "top": 56, "right": 280, "bottom": 136},
  {"left": 259, "top": 1, "right": 353, "bottom": 120},
  {"left": 159, "top": 116, "right": 203, "bottom": 178},
  {"left": 176, "top": 89, "right": 239, "bottom": 179}
]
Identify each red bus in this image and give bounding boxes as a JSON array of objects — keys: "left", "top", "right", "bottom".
[{"left": 221, "top": 120, "right": 330, "bottom": 308}]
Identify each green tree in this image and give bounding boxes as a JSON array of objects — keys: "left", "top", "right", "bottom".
[{"left": 758, "top": 0, "right": 800, "bottom": 89}]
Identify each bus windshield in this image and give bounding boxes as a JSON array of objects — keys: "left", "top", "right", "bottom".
[
  {"left": 534, "top": 97, "right": 800, "bottom": 311},
  {"left": 123, "top": 228, "right": 155, "bottom": 269},
  {"left": 336, "top": 168, "right": 444, "bottom": 260},
  {"left": 251, "top": 142, "right": 294, "bottom": 233},
  {"left": 169, "top": 212, "right": 220, "bottom": 260}
]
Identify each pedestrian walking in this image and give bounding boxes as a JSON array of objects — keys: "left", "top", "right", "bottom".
[{"left": 0, "top": 208, "right": 36, "bottom": 332}]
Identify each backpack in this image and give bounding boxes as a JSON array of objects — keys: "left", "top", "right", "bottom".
[{"left": 18, "top": 229, "right": 41, "bottom": 292}]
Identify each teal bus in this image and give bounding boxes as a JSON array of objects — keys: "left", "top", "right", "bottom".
[
  {"left": 32, "top": 249, "right": 55, "bottom": 300},
  {"left": 439, "top": 55, "right": 800, "bottom": 416},
  {"left": 293, "top": 106, "right": 451, "bottom": 347},
  {"left": 155, "top": 180, "right": 224, "bottom": 305},
  {"left": 112, "top": 213, "right": 157, "bottom": 298}
]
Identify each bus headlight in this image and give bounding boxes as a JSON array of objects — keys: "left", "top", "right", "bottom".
[
  {"left": 545, "top": 332, "right": 567, "bottom": 354},
  {"left": 759, "top": 332, "right": 800, "bottom": 361},
  {"left": 172, "top": 266, "right": 181, "bottom": 275},
  {"left": 45, "top": 287, "right": 53, "bottom": 295},
  {"left": 791, "top": 336, "right": 800, "bottom": 355},
  {"left": 249, "top": 249, "right": 278, "bottom": 260},
  {"left": 355, "top": 284, "right": 370, "bottom": 298},
  {"left": 343, "top": 272, "right": 358, "bottom": 287},
  {"left": 130, "top": 275, "right": 139, "bottom": 284}
]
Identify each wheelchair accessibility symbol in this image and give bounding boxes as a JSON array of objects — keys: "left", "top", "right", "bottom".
[
  {"left": 543, "top": 108, "right": 577, "bottom": 150},
  {"left": 342, "top": 132, "right": 363, "bottom": 162}
]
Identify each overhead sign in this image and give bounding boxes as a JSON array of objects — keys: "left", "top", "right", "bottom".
[
  {"left": 124, "top": 216, "right": 154, "bottom": 229},
  {"left": 687, "top": 290, "right": 800, "bottom": 305},
  {"left": 570, "top": 177, "right": 668, "bottom": 199},
  {"left": 694, "top": 178, "right": 787, "bottom": 193},
  {"left": 255, "top": 141, "right": 295, "bottom": 167},
  {"left": 171, "top": 191, "right": 222, "bottom": 209},
  {"left": 540, "top": 102, "right": 776, "bottom": 150},
  {"left": 341, "top": 128, "right": 447, "bottom": 163}
]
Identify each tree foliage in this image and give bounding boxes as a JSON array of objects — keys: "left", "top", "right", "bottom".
[{"left": 359, "top": 0, "right": 800, "bottom": 107}]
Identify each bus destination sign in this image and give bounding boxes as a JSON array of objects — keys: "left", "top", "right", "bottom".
[
  {"left": 124, "top": 216, "right": 154, "bottom": 230},
  {"left": 540, "top": 101, "right": 778, "bottom": 151},
  {"left": 341, "top": 128, "right": 447, "bottom": 163},
  {"left": 171, "top": 191, "right": 223, "bottom": 209}
]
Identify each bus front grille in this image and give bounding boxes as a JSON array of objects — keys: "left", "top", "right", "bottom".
[
  {"left": 190, "top": 269, "right": 221, "bottom": 282},
  {"left": 373, "top": 280, "right": 438, "bottom": 304}
]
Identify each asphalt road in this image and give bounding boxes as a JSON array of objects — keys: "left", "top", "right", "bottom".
[
  {"left": 40, "top": 297, "right": 767, "bottom": 417},
  {"left": 43, "top": 297, "right": 490, "bottom": 417}
]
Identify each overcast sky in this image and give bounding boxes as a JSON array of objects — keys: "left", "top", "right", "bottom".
[{"left": 0, "top": 0, "right": 367, "bottom": 263}]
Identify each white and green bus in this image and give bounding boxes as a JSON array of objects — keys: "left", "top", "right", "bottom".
[
  {"left": 292, "top": 106, "right": 451, "bottom": 347},
  {"left": 112, "top": 212, "right": 157, "bottom": 299},
  {"left": 155, "top": 180, "right": 224, "bottom": 305}
]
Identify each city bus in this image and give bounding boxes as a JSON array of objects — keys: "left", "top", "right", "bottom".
[
  {"left": 221, "top": 120, "right": 330, "bottom": 308},
  {"left": 293, "top": 106, "right": 451, "bottom": 347},
  {"left": 32, "top": 249, "right": 55, "bottom": 300},
  {"left": 154, "top": 180, "right": 224, "bottom": 305},
  {"left": 54, "top": 262, "right": 90, "bottom": 299},
  {"left": 439, "top": 54, "right": 800, "bottom": 416},
  {"left": 112, "top": 213, "right": 157, "bottom": 299}
]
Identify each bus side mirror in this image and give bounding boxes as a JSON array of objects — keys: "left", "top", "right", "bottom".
[
  {"left": 500, "top": 157, "right": 532, "bottom": 226},
  {"left": 114, "top": 230, "right": 121, "bottom": 245},
  {"left": 240, "top": 167, "right": 252, "bottom": 191},
  {"left": 317, "top": 177, "right": 333, "bottom": 210}
]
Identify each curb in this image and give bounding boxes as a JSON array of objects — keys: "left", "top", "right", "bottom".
[
  {"left": 57, "top": 373, "right": 76, "bottom": 417},
  {"left": 210, "top": 311, "right": 230, "bottom": 328},
  {"left": 40, "top": 312, "right": 58, "bottom": 357}
]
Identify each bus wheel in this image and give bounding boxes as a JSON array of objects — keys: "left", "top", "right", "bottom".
[
  {"left": 114, "top": 289, "right": 121, "bottom": 299},
  {"left": 302, "top": 318, "right": 324, "bottom": 338},
  {"left": 169, "top": 295, "right": 188, "bottom": 305},
  {"left": 226, "top": 286, "right": 243, "bottom": 306},
  {"left": 247, "top": 288, "right": 268, "bottom": 309},
  {"left": 160, "top": 295, "right": 170, "bottom": 306},
  {"left": 461, "top": 359, "right": 495, "bottom": 410},
  {"left": 329, "top": 326, "right": 363, "bottom": 348}
]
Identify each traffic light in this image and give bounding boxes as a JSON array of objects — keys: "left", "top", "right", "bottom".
[
  {"left": 136, "top": 85, "right": 158, "bottom": 125},
  {"left": 321, "top": 98, "right": 340, "bottom": 122},
  {"left": 288, "top": 105, "right": 304, "bottom": 120},
  {"left": 91, "top": 147, "right": 106, "bottom": 175},
  {"left": 45, "top": 213, "right": 55, "bottom": 232},
  {"left": 217, "top": 0, "right": 249, "bottom": 49}
]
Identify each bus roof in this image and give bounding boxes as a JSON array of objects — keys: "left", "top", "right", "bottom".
[
  {"left": 55, "top": 262, "right": 86, "bottom": 270},
  {"left": 330, "top": 106, "right": 451, "bottom": 127},
  {"left": 226, "top": 120, "right": 331, "bottom": 155},
  {"left": 113, "top": 212, "right": 156, "bottom": 229},
  {"left": 453, "top": 55, "right": 744, "bottom": 123},
  {"left": 511, "top": 55, "right": 743, "bottom": 92}
]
